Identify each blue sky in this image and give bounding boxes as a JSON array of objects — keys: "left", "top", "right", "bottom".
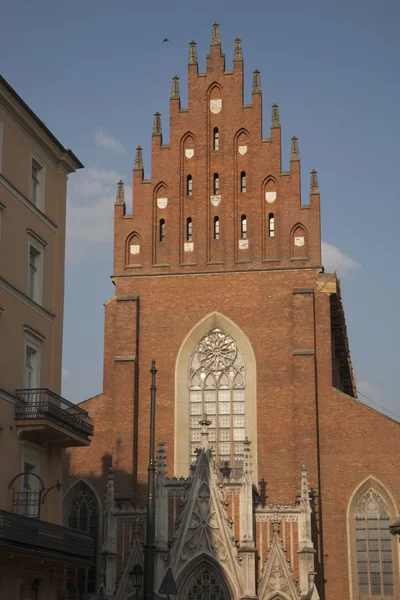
[{"left": 1, "top": 0, "right": 399, "bottom": 420}]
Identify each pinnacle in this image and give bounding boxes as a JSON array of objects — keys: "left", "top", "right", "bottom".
[
  {"left": 252, "top": 69, "right": 261, "bottom": 95},
  {"left": 211, "top": 22, "right": 220, "bottom": 45},
  {"left": 271, "top": 104, "right": 280, "bottom": 129},
  {"left": 134, "top": 146, "right": 143, "bottom": 170},
  {"left": 152, "top": 112, "right": 162, "bottom": 136},
  {"left": 310, "top": 169, "right": 320, "bottom": 194},
  {"left": 233, "top": 38, "right": 242, "bottom": 61},
  {"left": 290, "top": 136, "right": 300, "bottom": 161},
  {"left": 189, "top": 40, "right": 198, "bottom": 64},
  {"left": 115, "top": 180, "right": 125, "bottom": 206},
  {"left": 171, "top": 75, "right": 180, "bottom": 100}
]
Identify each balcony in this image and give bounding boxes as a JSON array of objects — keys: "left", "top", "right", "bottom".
[
  {"left": 15, "top": 388, "right": 94, "bottom": 447},
  {"left": 0, "top": 509, "right": 94, "bottom": 563}
]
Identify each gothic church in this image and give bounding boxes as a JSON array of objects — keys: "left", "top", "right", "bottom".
[{"left": 64, "top": 24, "right": 400, "bottom": 600}]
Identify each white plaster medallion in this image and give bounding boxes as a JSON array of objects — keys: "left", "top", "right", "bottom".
[
  {"left": 157, "top": 197, "right": 168, "bottom": 209},
  {"left": 210, "top": 99, "right": 222, "bottom": 114},
  {"left": 185, "top": 149, "right": 194, "bottom": 159},
  {"left": 294, "top": 236, "right": 304, "bottom": 247},
  {"left": 239, "top": 239, "right": 249, "bottom": 250},
  {"left": 210, "top": 195, "right": 221, "bottom": 206},
  {"left": 238, "top": 145, "right": 248, "bottom": 155},
  {"left": 130, "top": 244, "right": 140, "bottom": 255},
  {"left": 265, "top": 191, "right": 276, "bottom": 204},
  {"left": 184, "top": 242, "right": 194, "bottom": 252}
]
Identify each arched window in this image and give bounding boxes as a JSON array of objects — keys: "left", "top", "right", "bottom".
[
  {"left": 213, "top": 174, "right": 219, "bottom": 195},
  {"left": 214, "top": 217, "right": 220, "bottom": 240},
  {"left": 240, "top": 172, "right": 246, "bottom": 193},
  {"left": 268, "top": 213, "right": 275, "bottom": 237},
  {"left": 213, "top": 128, "right": 219, "bottom": 151},
  {"left": 187, "top": 217, "right": 193, "bottom": 242},
  {"left": 241, "top": 215, "right": 247, "bottom": 239},
  {"left": 188, "top": 570, "right": 228, "bottom": 600},
  {"left": 354, "top": 488, "right": 394, "bottom": 597},
  {"left": 187, "top": 175, "right": 193, "bottom": 197},
  {"left": 67, "top": 486, "right": 98, "bottom": 598},
  {"left": 159, "top": 219, "right": 165, "bottom": 242},
  {"left": 189, "top": 328, "right": 246, "bottom": 474}
]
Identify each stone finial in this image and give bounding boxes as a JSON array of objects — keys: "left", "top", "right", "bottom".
[
  {"left": 300, "top": 464, "right": 309, "bottom": 503},
  {"left": 252, "top": 69, "right": 262, "bottom": 95},
  {"left": 152, "top": 112, "right": 162, "bottom": 136},
  {"left": 171, "top": 75, "right": 180, "bottom": 100},
  {"left": 157, "top": 440, "right": 167, "bottom": 477},
  {"left": 290, "top": 136, "right": 300, "bottom": 161},
  {"left": 243, "top": 437, "right": 252, "bottom": 475},
  {"left": 272, "top": 521, "right": 281, "bottom": 536},
  {"left": 233, "top": 38, "right": 243, "bottom": 61},
  {"left": 115, "top": 180, "right": 125, "bottom": 206},
  {"left": 189, "top": 41, "right": 198, "bottom": 64},
  {"left": 211, "top": 22, "right": 221, "bottom": 45},
  {"left": 271, "top": 104, "right": 280, "bottom": 129},
  {"left": 134, "top": 146, "right": 143, "bottom": 170},
  {"left": 105, "top": 467, "right": 115, "bottom": 511},
  {"left": 310, "top": 169, "right": 320, "bottom": 194}
]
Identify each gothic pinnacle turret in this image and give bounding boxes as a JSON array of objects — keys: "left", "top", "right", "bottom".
[
  {"left": 211, "top": 22, "right": 220, "bottom": 45},
  {"left": 134, "top": 146, "right": 143, "bottom": 170},
  {"left": 233, "top": 38, "right": 243, "bottom": 61},
  {"left": 152, "top": 112, "right": 162, "bottom": 136},
  {"left": 310, "top": 169, "right": 320, "bottom": 194},
  {"left": 271, "top": 104, "right": 280, "bottom": 129},
  {"left": 252, "top": 69, "right": 261, "bottom": 95},
  {"left": 290, "top": 136, "right": 300, "bottom": 161},
  {"left": 115, "top": 179, "right": 125, "bottom": 206},
  {"left": 189, "top": 40, "right": 198, "bottom": 64},
  {"left": 171, "top": 75, "right": 180, "bottom": 100}
]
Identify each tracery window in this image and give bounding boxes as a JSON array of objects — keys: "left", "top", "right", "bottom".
[
  {"left": 355, "top": 488, "right": 394, "bottom": 597},
  {"left": 188, "top": 571, "right": 227, "bottom": 600},
  {"left": 66, "top": 487, "right": 98, "bottom": 599},
  {"left": 189, "top": 329, "right": 245, "bottom": 473}
]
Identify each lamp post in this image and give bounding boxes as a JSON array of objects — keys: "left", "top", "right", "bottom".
[
  {"left": 130, "top": 563, "right": 145, "bottom": 598},
  {"left": 144, "top": 360, "right": 157, "bottom": 600}
]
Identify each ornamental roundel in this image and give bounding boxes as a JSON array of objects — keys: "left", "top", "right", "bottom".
[
  {"left": 197, "top": 330, "right": 237, "bottom": 371},
  {"left": 210, "top": 99, "right": 222, "bottom": 114}
]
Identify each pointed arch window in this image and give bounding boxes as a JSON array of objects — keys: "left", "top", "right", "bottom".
[
  {"left": 213, "top": 174, "right": 219, "bottom": 195},
  {"left": 354, "top": 488, "right": 394, "bottom": 597},
  {"left": 240, "top": 171, "right": 246, "bottom": 193},
  {"left": 188, "top": 328, "right": 246, "bottom": 474},
  {"left": 241, "top": 215, "right": 247, "bottom": 239},
  {"left": 187, "top": 175, "right": 193, "bottom": 197},
  {"left": 268, "top": 213, "right": 275, "bottom": 237},
  {"left": 214, "top": 217, "right": 220, "bottom": 240},
  {"left": 159, "top": 219, "right": 165, "bottom": 242},
  {"left": 188, "top": 571, "right": 228, "bottom": 600},
  {"left": 187, "top": 217, "right": 193, "bottom": 242},
  {"left": 213, "top": 128, "right": 219, "bottom": 151}
]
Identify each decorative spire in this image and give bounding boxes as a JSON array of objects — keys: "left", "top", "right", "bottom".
[
  {"left": 211, "top": 22, "right": 220, "bottom": 45},
  {"left": 157, "top": 440, "right": 167, "bottom": 479},
  {"left": 271, "top": 104, "right": 280, "bottom": 129},
  {"left": 134, "top": 146, "right": 143, "bottom": 170},
  {"left": 115, "top": 180, "right": 125, "bottom": 206},
  {"left": 152, "top": 112, "right": 162, "bottom": 136},
  {"left": 300, "top": 464, "right": 309, "bottom": 504},
  {"left": 171, "top": 75, "right": 180, "bottom": 100},
  {"left": 290, "top": 136, "right": 300, "bottom": 161},
  {"left": 243, "top": 437, "right": 252, "bottom": 475},
  {"left": 252, "top": 69, "right": 261, "bottom": 95},
  {"left": 105, "top": 467, "right": 115, "bottom": 512},
  {"left": 310, "top": 169, "right": 320, "bottom": 194},
  {"left": 233, "top": 38, "right": 242, "bottom": 61},
  {"left": 189, "top": 40, "right": 198, "bottom": 64}
]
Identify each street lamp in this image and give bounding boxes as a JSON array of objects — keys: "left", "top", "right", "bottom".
[{"left": 130, "top": 563, "right": 145, "bottom": 596}]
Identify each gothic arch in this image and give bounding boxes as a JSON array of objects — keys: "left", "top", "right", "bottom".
[
  {"left": 207, "top": 82, "right": 223, "bottom": 96},
  {"left": 126, "top": 231, "right": 141, "bottom": 265},
  {"left": 290, "top": 222, "right": 308, "bottom": 258},
  {"left": 154, "top": 181, "right": 168, "bottom": 200},
  {"left": 177, "top": 554, "right": 237, "bottom": 600},
  {"left": 346, "top": 476, "right": 399, "bottom": 599},
  {"left": 174, "top": 312, "right": 257, "bottom": 480}
]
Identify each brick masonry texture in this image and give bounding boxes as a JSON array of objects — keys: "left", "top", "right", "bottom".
[{"left": 64, "top": 35, "right": 400, "bottom": 599}]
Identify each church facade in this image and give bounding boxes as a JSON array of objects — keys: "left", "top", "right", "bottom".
[{"left": 64, "top": 24, "right": 400, "bottom": 600}]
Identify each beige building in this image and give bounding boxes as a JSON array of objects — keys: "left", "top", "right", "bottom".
[{"left": 0, "top": 75, "right": 95, "bottom": 600}]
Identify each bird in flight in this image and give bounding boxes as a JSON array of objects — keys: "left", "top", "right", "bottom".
[{"left": 163, "top": 38, "right": 170, "bottom": 43}]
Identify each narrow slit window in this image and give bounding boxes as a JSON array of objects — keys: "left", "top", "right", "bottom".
[
  {"left": 241, "top": 215, "right": 247, "bottom": 239},
  {"left": 214, "top": 217, "right": 220, "bottom": 240},
  {"left": 268, "top": 213, "right": 275, "bottom": 237},
  {"left": 213, "top": 128, "right": 219, "bottom": 151},
  {"left": 240, "top": 172, "right": 246, "bottom": 193},
  {"left": 159, "top": 219, "right": 165, "bottom": 242},
  {"left": 213, "top": 173, "right": 219, "bottom": 195},
  {"left": 187, "top": 175, "right": 193, "bottom": 197},
  {"left": 187, "top": 217, "right": 193, "bottom": 242}
]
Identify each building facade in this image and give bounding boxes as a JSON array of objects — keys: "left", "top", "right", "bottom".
[
  {"left": 0, "top": 76, "right": 95, "bottom": 599},
  {"left": 64, "top": 25, "right": 400, "bottom": 600}
]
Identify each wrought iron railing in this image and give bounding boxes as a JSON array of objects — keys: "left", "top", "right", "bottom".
[
  {"left": 0, "top": 509, "right": 94, "bottom": 560},
  {"left": 15, "top": 388, "right": 94, "bottom": 438}
]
